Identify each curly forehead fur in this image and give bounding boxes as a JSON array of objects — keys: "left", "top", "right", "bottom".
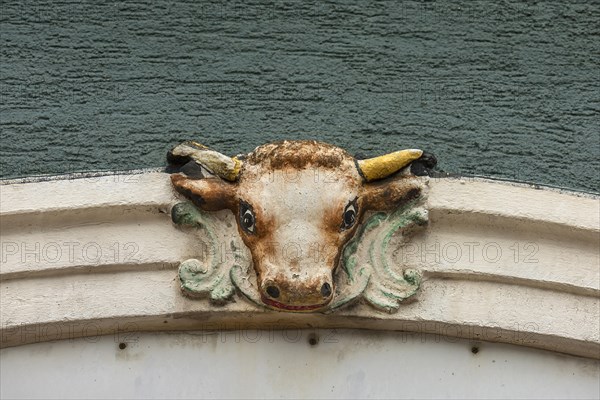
[{"left": 244, "top": 140, "right": 354, "bottom": 170}]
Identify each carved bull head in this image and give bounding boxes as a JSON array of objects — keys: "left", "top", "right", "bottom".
[{"left": 168, "top": 140, "right": 435, "bottom": 312}]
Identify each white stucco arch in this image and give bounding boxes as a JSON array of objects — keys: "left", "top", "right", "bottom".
[{"left": 1, "top": 171, "right": 598, "bottom": 398}]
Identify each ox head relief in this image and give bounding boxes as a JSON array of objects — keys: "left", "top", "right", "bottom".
[{"left": 169, "top": 140, "right": 436, "bottom": 313}]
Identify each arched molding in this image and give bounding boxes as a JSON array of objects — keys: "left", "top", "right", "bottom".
[{"left": 1, "top": 172, "right": 598, "bottom": 359}]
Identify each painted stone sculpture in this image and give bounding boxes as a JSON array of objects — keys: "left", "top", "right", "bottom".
[{"left": 168, "top": 140, "right": 436, "bottom": 313}]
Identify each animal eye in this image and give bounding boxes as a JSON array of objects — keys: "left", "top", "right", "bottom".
[
  {"left": 239, "top": 200, "right": 256, "bottom": 234},
  {"left": 341, "top": 198, "right": 358, "bottom": 231}
]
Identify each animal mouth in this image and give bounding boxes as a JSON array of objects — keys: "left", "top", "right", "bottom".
[{"left": 261, "top": 296, "right": 329, "bottom": 312}]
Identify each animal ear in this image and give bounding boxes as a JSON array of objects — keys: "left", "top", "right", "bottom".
[
  {"left": 171, "top": 173, "right": 237, "bottom": 211},
  {"left": 361, "top": 177, "right": 423, "bottom": 212}
]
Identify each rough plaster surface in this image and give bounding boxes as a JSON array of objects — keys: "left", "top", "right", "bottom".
[
  {"left": 0, "top": 1, "right": 599, "bottom": 193},
  {"left": 0, "top": 173, "right": 599, "bottom": 362}
]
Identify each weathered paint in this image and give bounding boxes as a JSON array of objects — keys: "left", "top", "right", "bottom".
[
  {"left": 339, "top": 200, "right": 428, "bottom": 312},
  {"left": 357, "top": 149, "right": 423, "bottom": 182},
  {"left": 173, "top": 196, "right": 428, "bottom": 312},
  {"left": 173, "top": 201, "right": 252, "bottom": 303},
  {"left": 1, "top": 173, "right": 598, "bottom": 358},
  {"left": 168, "top": 140, "right": 242, "bottom": 182},
  {"left": 2, "top": 331, "right": 599, "bottom": 400},
  {"left": 168, "top": 140, "right": 431, "bottom": 312}
]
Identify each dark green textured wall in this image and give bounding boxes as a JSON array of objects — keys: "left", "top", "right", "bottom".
[{"left": 1, "top": 1, "right": 598, "bottom": 192}]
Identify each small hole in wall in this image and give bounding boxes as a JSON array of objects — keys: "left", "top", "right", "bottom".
[
  {"left": 471, "top": 346, "right": 479, "bottom": 354},
  {"left": 308, "top": 333, "right": 319, "bottom": 346},
  {"left": 119, "top": 342, "right": 127, "bottom": 350}
]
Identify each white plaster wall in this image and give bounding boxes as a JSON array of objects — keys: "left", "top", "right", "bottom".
[{"left": 1, "top": 330, "right": 599, "bottom": 400}]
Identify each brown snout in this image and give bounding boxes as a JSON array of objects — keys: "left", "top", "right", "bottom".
[{"left": 259, "top": 274, "right": 333, "bottom": 312}]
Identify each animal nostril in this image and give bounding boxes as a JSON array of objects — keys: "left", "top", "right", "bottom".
[
  {"left": 266, "top": 285, "right": 280, "bottom": 298},
  {"left": 321, "top": 282, "right": 332, "bottom": 297}
]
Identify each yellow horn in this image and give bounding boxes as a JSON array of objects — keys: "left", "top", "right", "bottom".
[
  {"left": 169, "top": 141, "right": 242, "bottom": 181},
  {"left": 357, "top": 149, "right": 423, "bottom": 182}
]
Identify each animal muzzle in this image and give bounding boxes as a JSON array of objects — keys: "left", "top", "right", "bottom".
[{"left": 259, "top": 274, "right": 334, "bottom": 312}]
